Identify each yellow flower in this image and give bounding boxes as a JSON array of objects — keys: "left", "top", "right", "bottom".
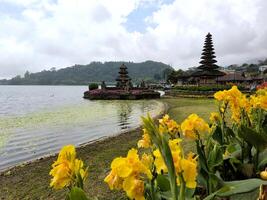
[
  {"left": 111, "top": 157, "right": 132, "bottom": 178},
  {"left": 209, "top": 112, "right": 220, "bottom": 124},
  {"left": 153, "top": 149, "right": 168, "bottom": 174},
  {"left": 159, "top": 114, "right": 180, "bottom": 136},
  {"left": 104, "top": 171, "right": 124, "bottom": 190},
  {"left": 50, "top": 160, "right": 73, "bottom": 189},
  {"left": 181, "top": 114, "right": 210, "bottom": 140},
  {"left": 50, "top": 145, "right": 88, "bottom": 190},
  {"left": 57, "top": 145, "right": 76, "bottom": 162},
  {"left": 123, "top": 176, "right": 145, "bottom": 200},
  {"left": 214, "top": 90, "right": 228, "bottom": 101},
  {"left": 137, "top": 129, "right": 151, "bottom": 148},
  {"left": 141, "top": 153, "right": 153, "bottom": 169},
  {"left": 105, "top": 148, "right": 152, "bottom": 195},
  {"left": 180, "top": 153, "right": 198, "bottom": 189},
  {"left": 153, "top": 139, "right": 183, "bottom": 174},
  {"left": 159, "top": 114, "right": 170, "bottom": 124},
  {"left": 259, "top": 95, "right": 267, "bottom": 110}
]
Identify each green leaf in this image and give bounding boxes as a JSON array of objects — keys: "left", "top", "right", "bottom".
[
  {"left": 204, "top": 178, "right": 267, "bottom": 200},
  {"left": 66, "top": 187, "right": 89, "bottom": 200},
  {"left": 258, "top": 155, "right": 267, "bottom": 170},
  {"left": 207, "top": 144, "right": 223, "bottom": 172},
  {"left": 185, "top": 187, "right": 196, "bottom": 199},
  {"left": 238, "top": 125, "right": 267, "bottom": 150},
  {"left": 212, "top": 126, "right": 223, "bottom": 145},
  {"left": 196, "top": 141, "right": 209, "bottom": 173},
  {"left": 225, "top": 127, "right": 235, "bottom": 138},
  {"left": 157, "top": 174, "right": 170, "bottom": 192}
]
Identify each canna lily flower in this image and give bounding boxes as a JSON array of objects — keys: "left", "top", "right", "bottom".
[
  {"left": 104, "top": 148, "right": 152, "bottom": 199},
  {"left": 104, "top": 170, "right": 124, "bottom": 190},
  {"left": 180, "top": 153, "right": 198, "bottom": 189},
  {"left": 153, "top": 149, "right": 168, "bottom": 174},
  {"left": 50, "top": 145, "right": 88, "bottom": 190},
  {"left": 159, "top": 114, "right": 180, "bottom": 136},
  {"left": 137, "top": 129, "right": 151, "bottom": 148},
  {"left": 141, "top": 153, "right": 153, "bottom": 169},
  {"left": 181, "top": 114, "right": 210, "bottom": 140},
  {"left": 123, "top": 176, "right": 145, "bottom": 200},
  {"left": 50, "top": 159, "right": 73, "bottom": 189},
  {"left": 209, "top": 112, "right": 220, "bottom": 124}
]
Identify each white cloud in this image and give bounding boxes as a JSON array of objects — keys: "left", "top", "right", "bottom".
[{"left": 0, "top": 0, "right": 266, "bottom": 78}]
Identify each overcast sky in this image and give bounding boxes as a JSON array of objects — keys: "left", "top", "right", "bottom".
[{"left": 0, "top": 0, "right": 266, "bottom": 78}]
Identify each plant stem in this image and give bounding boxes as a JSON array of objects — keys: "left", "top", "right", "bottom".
[{"left": 178, "top": 177, "right": 185, "bottom": 200}]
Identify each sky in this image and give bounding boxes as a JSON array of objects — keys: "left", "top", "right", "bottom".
[{"left": 0, "top": 0, "right": 267, "bottom": 78}]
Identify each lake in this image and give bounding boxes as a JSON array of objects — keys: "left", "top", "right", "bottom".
[{"left": 0, "top": 86, "right": 164, "bottom": 171}]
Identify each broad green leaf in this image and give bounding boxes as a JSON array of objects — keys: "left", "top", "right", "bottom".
[
  {"left": 66, "top": 187, "right": 89, "bottom": 200},
  {"left": 185, "top": 187, "right": 196, "bottom": 199},
  {"left": 157, "top": 174, "right": 170, "bottom": 192},
  {"left": 160, "top": 191, "right": 172, "bottom": 199},
  {"left": 204, "top": 178, "right": 267, "bottom": 200},
  {"left": 258, "top": 148, "right": 267, "bottom": 170},
  {"left": 238, "top": 125, "right": 267, "bottom": 150}
]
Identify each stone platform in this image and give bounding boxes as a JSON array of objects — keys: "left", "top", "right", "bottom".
[{"left": 83, "top": 88, "right": 160, "bottom": 100}]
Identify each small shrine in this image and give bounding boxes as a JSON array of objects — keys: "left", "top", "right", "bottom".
[
  {"left": 116, "top": 64, "right": 132, "bottom": 89},
  {"left": 84, "top": 64, "right": 160, "bottom": 100}
]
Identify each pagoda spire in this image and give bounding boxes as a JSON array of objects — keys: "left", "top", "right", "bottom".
[
  {"left": 116, "top": 63, "right": 131, "bottom": 89},
  {"left": 198, "top": 32, "right": 219, "bottom": 70}
]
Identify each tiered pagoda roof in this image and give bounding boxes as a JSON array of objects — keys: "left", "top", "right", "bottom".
[
  {"left": 192, "top": 33, "right": 225, "bottom": 77},
  {"left": 116, "top": 64, "right": 131, "bottom": 88}
]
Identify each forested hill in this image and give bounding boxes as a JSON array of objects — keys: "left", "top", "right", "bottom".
[{"left": 0, "top": 61, "right": 173, "bottom": 85}]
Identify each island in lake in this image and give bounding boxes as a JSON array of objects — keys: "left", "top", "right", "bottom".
[{"left": 83, "top": 64, "right": 160, "bottom": 100}]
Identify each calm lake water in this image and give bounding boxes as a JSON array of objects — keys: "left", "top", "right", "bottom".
[{"left": 0, "top": 86, "right": 164, "bottom": 171}]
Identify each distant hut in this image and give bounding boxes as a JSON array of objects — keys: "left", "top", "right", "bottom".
[
  {"left": 116, "top": 64, "right": 132, "bottom": 89},
  {"left": 192, "top": 33, "right": 225, "bottom": 85}
]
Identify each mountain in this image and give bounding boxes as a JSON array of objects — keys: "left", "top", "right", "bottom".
[{"left": 0, "top": 61, "right": 174, "bottom": 85}]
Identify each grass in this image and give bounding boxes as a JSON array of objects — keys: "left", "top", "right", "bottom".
[
  {"left": 161, "top": 97, "right": 216, "bottom": 123},
  {"left": 0, "top": 97, "right": 216, "bottom": 200}
]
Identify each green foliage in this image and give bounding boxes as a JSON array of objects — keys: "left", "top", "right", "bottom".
[
  {"left": 1, "top": 61, "right": 173, "bottom": 85},
  {"left": 204, "top": 179, "right": 267, "bottom": 200},
  {"left": 66, "top": 187, "right": 89, "bottom": 200},
  {"left": 173, "top": 85, "right": 246, "bottom": 92},
  {"left": 89, "top": 83, "right": 98, "bottom": 90}
]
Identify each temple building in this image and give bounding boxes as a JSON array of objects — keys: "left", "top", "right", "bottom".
[
  {"left": 192, "top": 33, "right": 225, "bottom": 84},
  {"left": 116, "top": 63, "right": 132, "bottom": 89}
]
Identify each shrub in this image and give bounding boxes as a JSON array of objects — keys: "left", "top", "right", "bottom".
[
  {"left": 173, "top": 84, "right": 246, "bottom": 91},
  {"left": 89, "top": 83, "right": 98, "bottom": 90}
]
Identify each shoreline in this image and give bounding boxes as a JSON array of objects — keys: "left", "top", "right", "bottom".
[
  {"left": 0, "top": 100, "right": 167, "bottom": 172},
  {"left": 0, "top": 100, "right": 167, "bottom": 199},
  {"left": 0, "top": 97, "right": 217, "bottom": 200},
  {"left": 0, "top": 99, "right": 167, "bottom": 174}
]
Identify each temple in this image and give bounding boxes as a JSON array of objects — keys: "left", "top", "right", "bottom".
[
  {"left": 116, "top": 64, "right": 132, "bottom": 89},
  {"left": 83, "top": 64, "right": 160, "bottom": 100},
  {"left": 191, "top": 33, "right": 225, "bottom": 84}
]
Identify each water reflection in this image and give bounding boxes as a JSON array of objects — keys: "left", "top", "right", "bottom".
[
  {"left": 117, "top": 102, "right": 132, "bottom": 130},
  {"left": 0, "top": 86, "right": 164, "bottom": 171}
]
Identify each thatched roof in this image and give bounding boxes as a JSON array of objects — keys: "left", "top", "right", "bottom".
[{"left": 191, "top": 70, "right": 225, "bottom": 77}]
